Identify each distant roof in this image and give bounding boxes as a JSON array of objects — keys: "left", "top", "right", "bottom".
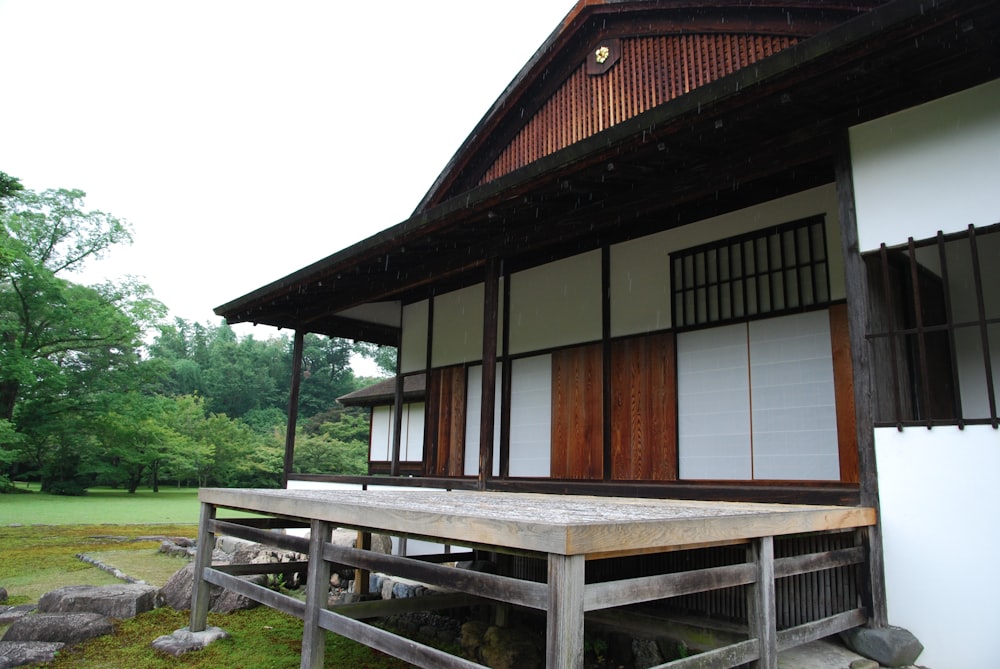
[{"left": 338, "top": 374, "right": 426, "bottom": 407}]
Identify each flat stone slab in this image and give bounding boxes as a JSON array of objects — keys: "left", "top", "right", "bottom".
[
  {"left": 0, "top": 641, "right": 65, "bottom": 669},
  {"left": 38, "top": 583, "right": 159, "bottom": 620},
  {"left": 1, "top": 612, "right": 113, "bottom": 645},
  {"left": 151, "top": 626, "right": 229, "bottom": 656},
  {"left": 778, "top": 638, "right": 871, "bottom": 669},
  {"left": 38, "top": 584, "right": 159, "bottom": 619}
]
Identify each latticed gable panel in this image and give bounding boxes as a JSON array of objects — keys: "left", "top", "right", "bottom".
[{"left": 480, "top": 33, "right": 797, "bottom": 185}]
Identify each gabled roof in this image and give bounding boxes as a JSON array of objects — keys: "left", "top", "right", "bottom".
[
  {"left": 414, "top": 0, "right": 884, "bottom": 212},
  {"left": 215, "top": 0, "right": 1000, "bottom": 343}
]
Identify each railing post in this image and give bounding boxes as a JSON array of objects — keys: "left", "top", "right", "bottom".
[
  {"left": 302, "top": 519, "right": 332, "bottom": 669},
  {"left": 748, "top": 536, "right": 777, "bottom": 669},
  {"left": 189, "top": 501, "right": 216, "bottom": 632},
  {"left": 547, "top": 553, "right": 585, "bottom": 668}
]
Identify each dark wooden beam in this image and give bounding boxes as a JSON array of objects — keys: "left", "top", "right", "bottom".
[
  {"left": 282, "top": 330, "right": 305, "bottom": 488},
  {"left": 390, "top": 330, "right": 404, "bottom": 477},
  {"left": 478, "top": 257, "right": 501, "bottom": 490},
  {"left": 834, "top": 132, "right": 888, "bottom": 628}
]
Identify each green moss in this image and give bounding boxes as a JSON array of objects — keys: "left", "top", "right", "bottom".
[{"left": 0, "top": 523, "right": 420, "bottom": 667}]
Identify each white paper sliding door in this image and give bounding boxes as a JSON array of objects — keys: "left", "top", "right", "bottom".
[
  {"left": 677, "top": 323, "right": 752, "bottom": 479},
  {"left": 508, "top": 354, "right": 552, "bottom": 477},
  {"left": 749, "top": 311, "right": 839, "bottom": 480},
  {"left": 464, "top": 364, "right": 501, "bottom": 477},
  {"left": 369, "top": 403, "right": 425, "bottom": 463},
  {"left": 678, "top": 311, "right": 840, "bottom": 480},
  {"left": 370, "top": 406, "right": 392, "bottom": 462}
]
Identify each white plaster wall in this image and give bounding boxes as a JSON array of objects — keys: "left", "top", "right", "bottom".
[
  {"left": 850, "top": 78, "right": 1000, "bottom": 252},
  {"left": 509, "top": 250, "right": 602, "bottom": 354},
  {"left": 432, "top": 283, "right": 486, "bottom": 368},
  {"left": 399, "top": 300, "right": 428, "bottom": 373},
  {"left": 875, "top": 426, "right": 1000, "bottom": 669}
]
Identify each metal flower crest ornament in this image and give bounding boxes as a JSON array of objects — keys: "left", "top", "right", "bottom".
[{"left": 595, "top": 45, "right": 611, "bottom": 64}]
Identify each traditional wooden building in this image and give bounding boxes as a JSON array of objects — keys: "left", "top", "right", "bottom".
[{"left": 213, "top": 1, "right": 1000, "bottom": 667}]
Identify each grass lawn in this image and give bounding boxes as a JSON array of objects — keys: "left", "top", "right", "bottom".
[
  {"left": 0, "top": 489, "right": 417, "bottom": 668},
  {"left": 0, "top": 485, "right": 262, "bottom": 525}
]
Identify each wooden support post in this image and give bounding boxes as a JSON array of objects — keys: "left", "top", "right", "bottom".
[
  {"left": 355, "top": 531, "right": 372, "bottom": 596},
  {"left": 547, "top": 553, "right": 585, "bottom": 669},
  {"left": 748, "top": 536, "right": 777, "bottom": 669},
  {"left": 189, "top": 502, "right": 216, "bottom": 632},
  {"left": 302, "top": 519, "right": 332, "bottom": 669},
  {"left": 390, "top": 371, "right": 404, "bottom": 477},
  {"left": 835, "top": 133, "right": 889, "bottom": 627},
  {"left": 283, "top": 330, "right": 305, "bottom": 488},
  {"left": 601, "top": 246, "right": 612, "bottom": 481},
  {"left": 479, "top": 256, "right": 500, "bottom": 490}
]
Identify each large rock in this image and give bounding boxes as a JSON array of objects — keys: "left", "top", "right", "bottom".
[
  {"left": 1, "top": 612, "right": 113, "bottom": 645},
  {"left": 158, "top": 563, "right": 260, "bottom": 613},
  {"left": 38, "top": 584, "right": 159, "bottom": 619},
  {"left": 0, "top": 605, "right": 36, "bottom": 626},
  {"left": 841, "top": 626, "right": 924, "bottom": 668},
  {"left": 0, "top": 641, "right": 65, "bottom": 669},
  {"left": 151, "top": 626, "right": 229, "bottom": 657}
]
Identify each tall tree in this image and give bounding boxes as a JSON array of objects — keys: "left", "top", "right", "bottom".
[{"left": 0, "top": 186, "right": 164, "bottom": 490}]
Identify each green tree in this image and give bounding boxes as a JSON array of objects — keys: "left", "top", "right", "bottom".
[
  {"left": 200, "top": 324, "right": 284, "bottom": 417},
  {"left": 355, "top": 341, "right": 397, "bottom": 376},
  {"left": 295, "top": 334, "right": 358, "bottom": 416},
  {"left": 0, "top": 186, "right": 164, "bottom": 491},
  {"left": 0, "top": 171, "right": 23, "bottom": 213},
  {"left": 88, "top": 393, "right": 173, "bottom": 493}
]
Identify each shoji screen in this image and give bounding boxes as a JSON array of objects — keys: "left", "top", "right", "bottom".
[
  {"left": 464, "top": 364, "right": 501, "bottom": 477},
  {"left": 749, "top": 312, "right": 839, "bottom": 479},
  {"left": 508, "top": 355, "right": 552, "bottom": 477},
  {"left": 677, "top": 323, "right": 752, "bottom": 479},
  {"left": 678, "top": 311, "right": 839, "bottom": 480}
]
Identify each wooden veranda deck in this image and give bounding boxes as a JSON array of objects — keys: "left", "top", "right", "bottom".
[{"left": 189, "top": 488, "right": 876, "bottom": 669}]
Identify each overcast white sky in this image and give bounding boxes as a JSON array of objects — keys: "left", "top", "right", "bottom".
[{"left": 0, "top": 0, "right": 572, "bottom": 347}]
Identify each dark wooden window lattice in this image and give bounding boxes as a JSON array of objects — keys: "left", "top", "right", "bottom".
[
  {"left": 864, "top": 223, "right": 1000, "bottom": 429},
  {"left": 671, "top": 215, "right": 830, "bottom": 330}
]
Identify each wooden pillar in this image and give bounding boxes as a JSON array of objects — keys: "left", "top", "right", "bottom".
[
  {"left": 601, "top": 245, "right": 612, "bottom": 481},
  {"left": 499, "top": 268, "right": 512, "bottom": 479},
  {"left": 189, "top": 501, "right": 216, "bottom": 632},
  {"left": 423, "top": 294, "right": 436, "bottom": 475},
  {"left": 479, "top": 256, "right": 500, "bottom": 490},
  {"left": 546, "top": 553, "right": 585, "bottom": 669},
  {"left": 835, "top": 132, "right": 889, "bottom": 628},
  {"left": 390, "top": 330, "right": 404, "bottom": 477},
  {"left": 747, "top": 536, "right": 777, "bottom": 669},
  {"left": 302, "top": 519, "right": 332, "bottom": 669},
  {"left": 282, "top": 330, "right": 305, "bottom": 488}
]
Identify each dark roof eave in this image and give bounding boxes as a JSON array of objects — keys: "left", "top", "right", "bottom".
[{"left": 215, "top": 0, "right": 993, "bottom": 333}]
